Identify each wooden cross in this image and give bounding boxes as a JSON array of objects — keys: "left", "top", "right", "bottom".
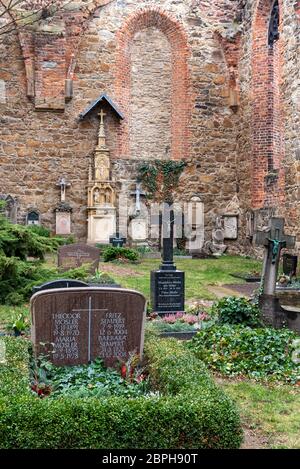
[{"left": 254, "top": 218, "right": 295, "bottom": 295}]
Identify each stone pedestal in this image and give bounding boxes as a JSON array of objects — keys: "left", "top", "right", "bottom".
[
  {"left": 87, "top": 207, "right": 116, "bottom": 245},
  {"left": 259, "top": 294, "right": 300, "bottom": 333},
  {"left": 151, "top": 270, "right": 185, "bottom": 314}
]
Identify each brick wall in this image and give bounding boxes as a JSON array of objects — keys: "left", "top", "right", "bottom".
[{"left": 0, "top": 0, "right": 298, "bottom": 250}]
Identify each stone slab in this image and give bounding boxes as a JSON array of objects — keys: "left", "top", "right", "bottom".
[
  {"left": 31, "top": 288, "right": 146, "bottom": 368},
  {"left": 58, "top": 244, "right": 100, "bottom": 273},
  {"left": 151, "top": 270, "right": 185, "bottom": 313}
]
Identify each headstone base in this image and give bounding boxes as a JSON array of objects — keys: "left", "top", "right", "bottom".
[
  {"left": 151, "top": 270, "right": 185, "bottom": 315},
  {"left": 259, "top": 294, "right": 300, "bottom": 333}
]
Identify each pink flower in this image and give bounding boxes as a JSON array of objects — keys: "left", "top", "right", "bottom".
[
  {"left": 182, "top": 314, "right": 199, "bottom": 325},
  {"left": 199, "top": 312, "right": 210, "bottom": 321},
  {"left": 162, "top": 314, "right": 177, "bottom": 324}
]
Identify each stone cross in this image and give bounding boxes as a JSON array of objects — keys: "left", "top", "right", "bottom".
[
  {"left": 57, "top": 177, "right": 70, "bottom": 203},
  {"left": 254, "top": 217, "right": 296, "bottom": 295}
]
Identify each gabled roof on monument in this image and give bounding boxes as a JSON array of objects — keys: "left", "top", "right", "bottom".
[{"left": 79, "top": 93, "right": 124, "bottom": 120}]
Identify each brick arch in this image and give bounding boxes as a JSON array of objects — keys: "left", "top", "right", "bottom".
[
  {"left": 114, "top": 8, "right": 191, "bottom": 160},
  {"left": 251, "top": 0, "right": 285, "bottom": 209}
]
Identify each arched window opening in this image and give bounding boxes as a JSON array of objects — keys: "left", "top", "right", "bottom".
[{"left": 268, "top": 0, "right": 280, "bottom": 46}]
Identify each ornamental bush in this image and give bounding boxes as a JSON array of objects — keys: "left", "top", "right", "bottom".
[
  {"left": 188, "top": 325, "right": 300, "bottom": 383},
  {"left": 0, "top": 206, "right": 70, "bottom": 304},
  {"left": 0, "top": 336, "right": 243, "bottom": 449},
  {"left": 103, "top": 247, "right": 139, "bottom": 263},
  {"left": 211, "top": 296, "right": 263, "bottom": 328}
]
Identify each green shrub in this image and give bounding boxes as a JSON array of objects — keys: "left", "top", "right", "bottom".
[
  {"left": 0, "top": 336, "right": 242, "bottom": 449},
  {"left": 0, "top": 214, "right": 62, "bottom": 261},
  {"left": 103, "top": 247, "right": 139, "bottom": 263},
  {"left": 27, "top": 225, "right": 51, "bottom": 238},
  {"left": 211, "top": 296, "right": 262, "bottom": 327},
  {"left": 0, "top": 210, "right": 72, "bottom": 304},
  {"left": 188, "top": 325, "right": 300, "bottom": 383},
  {"left": 0, "top": 257, "right": 90, "bottom": 305}
]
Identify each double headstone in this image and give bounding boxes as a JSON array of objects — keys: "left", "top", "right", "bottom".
[{"left": 31, "top": 287, "right": 146, "bottom": 368}]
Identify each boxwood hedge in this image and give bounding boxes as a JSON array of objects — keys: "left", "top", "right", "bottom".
[{"left": 0, "top": 335, "right": 243, "bottom": 449}]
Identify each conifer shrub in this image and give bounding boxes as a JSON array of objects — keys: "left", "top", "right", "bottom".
[{"left": 0, "top": 205, "right": 86, "bottom": 304}]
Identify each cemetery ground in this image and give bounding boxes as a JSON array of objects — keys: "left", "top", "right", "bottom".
[{"left": 0, "top": 253, "right": 299, "bottom": 449}]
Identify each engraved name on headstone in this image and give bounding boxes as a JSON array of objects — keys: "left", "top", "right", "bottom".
[{"left": 31, "top": 288, "right": 146, "bottom": 368}]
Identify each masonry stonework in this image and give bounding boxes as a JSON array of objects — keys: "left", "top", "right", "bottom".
[{"left": 0, "top": 0, "right": 298, "bottom": 252}]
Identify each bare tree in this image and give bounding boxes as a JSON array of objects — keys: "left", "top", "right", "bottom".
[{"left": 0, "top": 0, "right": 71, "bottom": 36}]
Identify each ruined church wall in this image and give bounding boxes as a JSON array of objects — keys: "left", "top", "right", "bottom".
[
  {"left": 237, "top": 0, "right": 300, "bottom": 253},
  {"left": 0, "top": 0, "right": 266, "bottom": 249}
]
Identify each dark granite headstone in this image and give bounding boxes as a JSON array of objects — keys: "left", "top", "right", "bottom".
[
  {"left": 58, "top": 244, "right": 100, "bottom": 273},
  {"left": 32, "top": 279, "right": 89, "bottom": 294},
  {"left": 150, "top": 203, "right": 185, "bottom": 314},
  {"left": 151, "top": 270, "right": 185, "bottom": 313},
  {"left": 109, "top": 234, "right": 126, "bottom": 248},
  {"left": 30, "top": 287, "right": 146, "bottom": 368},
  {"left": 283, "top": 254, "right": 298, "bottom": 277}
]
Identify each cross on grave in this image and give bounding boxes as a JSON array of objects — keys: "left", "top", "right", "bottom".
[
  {"left": 254, "top": 217, "right": 296, "bottom": 296},
  {"left": 109, "top": 233, "right": 126, "bottom": 248},
  {"left": 56, "top": 177, "right": 71, "bottom": 203}
]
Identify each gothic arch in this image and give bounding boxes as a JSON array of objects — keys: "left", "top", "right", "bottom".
[
  {"left": 251, "top": 0, "right": 285, "bottom": 209},
  {"left": 114, "top": 8, "right": 191, "bottom": 161}
]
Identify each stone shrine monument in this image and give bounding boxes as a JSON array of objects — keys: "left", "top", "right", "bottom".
[
  {"left": 87, "top": 108, "right": 117, "bottom": 244},
  {"left": 254, "top": 217, "right": 299, "bottom": 332},
  {"left": 58, "top": 243, "right": 100, "bottom": 273},
  {"left": 31, "top": 287, "right": 146, "bottom": 367},
  {"left": 151, "top": 204, "right": 185, "bottom": 314}
]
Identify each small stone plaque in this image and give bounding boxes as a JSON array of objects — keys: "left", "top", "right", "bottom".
[
  {"left": 151, "top": 270, "right": 185, "bottom": 314},
  {"left": 58, "top": 244, "right": 100, "bottom": 273},
  {"left": 31, "top": 288, "right": 146, "bottom": 367},
  {"left": 223, "top": 215, "right": 238, "bottom": 240},
  {"left": 56, "top": 212, "right": 71, "bottom": 235}
]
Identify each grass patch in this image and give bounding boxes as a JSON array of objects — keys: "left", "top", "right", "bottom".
[
  {"left": 218, "top": 378, "right": 300, "bottom": 449},
  {"left": 99, "top": 255, "right": 261, "bottom": 301}
]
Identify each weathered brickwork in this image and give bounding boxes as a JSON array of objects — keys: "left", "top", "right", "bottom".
[
  {"left": 237, "top": 0, "right": 299, "bottom": 252},
  {"left": 0, "top": 0, "right": 298, "bottom": 252}
]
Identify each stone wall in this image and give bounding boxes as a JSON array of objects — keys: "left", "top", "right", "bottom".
[
  {"left": 237, "top": 0, "right": 300, "bottom": 253},
  {"left": 0, "top": 0, "right": 298, "bottom": 252},
  {"left": 130, "top": 27, "right": 172, "bottom": 161}
]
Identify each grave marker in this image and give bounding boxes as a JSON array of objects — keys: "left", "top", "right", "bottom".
[
  {"left": 151, "top": 203, "right": 185, "bottom": 314},
  {"left": 31, "top": 287, "right": 146, "bottom": 367},
  {"left": 58, "top": 244, "right": 100, "bottom": 273}
]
